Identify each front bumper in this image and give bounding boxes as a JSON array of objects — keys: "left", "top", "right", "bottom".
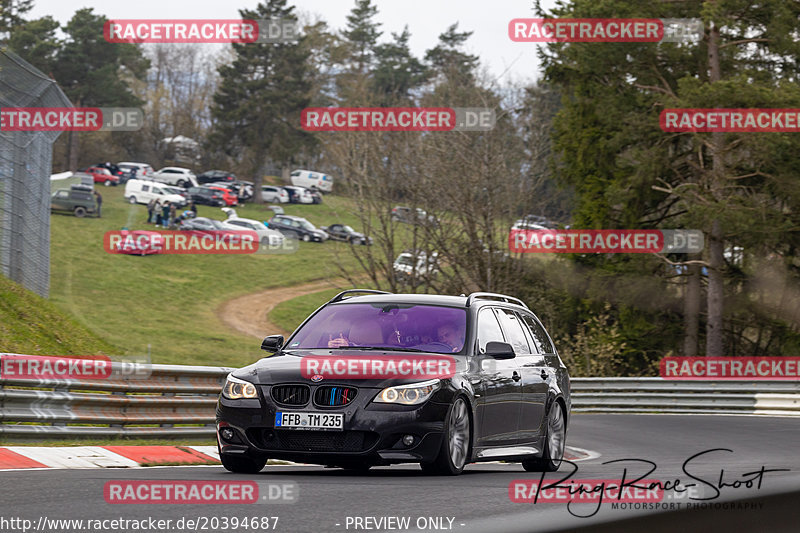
[{"left": 216, "top": 386, "right": 448, "bottom": 465}]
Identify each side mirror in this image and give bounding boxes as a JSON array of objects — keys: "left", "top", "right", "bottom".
[
  {"left": 261, "top": 335, "right": 284, "bottom": 353},
  {"left": 484, "top": 341, "right": 516, "bottom": 359}
]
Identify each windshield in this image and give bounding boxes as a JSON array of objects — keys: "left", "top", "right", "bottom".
[
  {"left": 298, "top": 220, "right": 315, "bottom": 231},
  {"left": 286, "top": 303, "right": 467, "bottom": 354},
  {"left": 396, "top": 255, "right": 415, "bottom": 266}
]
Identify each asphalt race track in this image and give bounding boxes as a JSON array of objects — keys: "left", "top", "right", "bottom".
[{"left": 2, "top": 414, "right": 798, "bottom": 533}]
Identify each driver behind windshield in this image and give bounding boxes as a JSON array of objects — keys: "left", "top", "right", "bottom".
[{"left": 436, "top": 322, "right": 465, "bottom": 352}]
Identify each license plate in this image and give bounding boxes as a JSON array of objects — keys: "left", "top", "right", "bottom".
[{"left": 275, "top": 411, "right": 343, "bottom": 431}]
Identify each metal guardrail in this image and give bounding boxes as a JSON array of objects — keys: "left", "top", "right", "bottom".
[
  {"left": 571, "top": 377, "right": 800, "bottom": 416},
  {"left": 1, "top": 357, "right": 798, "bottom": 439},
  {"left": 0, "top": 357, "right": 233, "bottom": 438}
]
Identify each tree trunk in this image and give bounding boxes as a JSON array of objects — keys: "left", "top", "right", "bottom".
[
  {"left": 68, "top": 131, "right": 79, "bottom": 171},
  {"left": 683, "top": 260, "right": 701, "bottom": 356},
  {"left": 707, "top": 219, "right": 725, "bottom": 355},
  {"left": 705, "top": 19, "right": 725, "bottom": 356}
]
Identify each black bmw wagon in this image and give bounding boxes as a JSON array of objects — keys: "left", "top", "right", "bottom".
[{"left": 216, "top": 290, "right": 570, "bottom": 475}]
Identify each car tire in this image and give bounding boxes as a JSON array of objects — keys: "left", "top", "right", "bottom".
[
  {"left": 522, "top": 402, "right": 566, "bottom": 472},
  {"left": 302, "top": 234, "right": 311, "bottom": 242},
  {"left": 73, "top": 206, "right": 87, "bottom": 218},
  {"left": 421, "top": 396, "right": 470, "bottom": 476},
  {"left": 220, "top": 453, "right": 267, "bottom": 474},
  {"left": 129, "top": 196, "right": 137, "bottom": 204},
  {"left": 104, "top": 179, "right": 112, "bottom": 187}
]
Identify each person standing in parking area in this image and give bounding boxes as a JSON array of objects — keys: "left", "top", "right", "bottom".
[
  {"left": 189, "top": 200, "right": 197, "bottom": 217},
  {"left": 169, "top": 202, "right": 177, "bottom": 228},
  {"left": 147, "top": 199, "right": 156, "bottom": 224},
  {"left": 154, "top": 200, "right": 163, "bottom": 227},
  {"left": 161, "top": 201, "right": 171, "bottom": 229},
  {"left": 93, "top": 190, "right": 102, "bottom": 218}
]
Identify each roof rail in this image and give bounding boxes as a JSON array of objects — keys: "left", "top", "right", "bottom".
[
  {"left": 466, "top": 292, "right": 528, "bottom": 309},
  {"left": 329, "top": 289, "right": 392, "bottom": 303}
]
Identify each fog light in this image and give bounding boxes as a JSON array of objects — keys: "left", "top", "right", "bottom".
[
  {"left": 221, "top": 428, "right": 235, "bottom": 441},
  {"left": 402, "top": 434, "right": 415, "bottom": 447}
]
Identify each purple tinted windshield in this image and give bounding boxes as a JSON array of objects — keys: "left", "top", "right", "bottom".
[{"left": 287, "top": 303, "right": 467, "bottom": 354}]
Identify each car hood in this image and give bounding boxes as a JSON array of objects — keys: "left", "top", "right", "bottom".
[{"left": 229, "top": 351, "right": 465, "bottom": 388}]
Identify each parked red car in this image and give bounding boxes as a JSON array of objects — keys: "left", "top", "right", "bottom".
[
  {"left": 80, "top": 166, "right": 119, "bottom": 186},
  {"left": 207, "top": 186, "right": 238, "bottom": 206}
]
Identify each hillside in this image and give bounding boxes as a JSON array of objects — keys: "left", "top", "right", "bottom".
[{"left": 0, "top": 275, "right": 117, "bottom": 355}]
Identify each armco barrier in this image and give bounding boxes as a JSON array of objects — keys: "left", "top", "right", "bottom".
[
  {"left": 1, "top": 356, "right": 799, "bottom": 439},
  {"left": 0, "top": 356, "right": 234, "bottom": 438},
  {"left": 571, "top": 377, "right": 800, "bottom": 416}
]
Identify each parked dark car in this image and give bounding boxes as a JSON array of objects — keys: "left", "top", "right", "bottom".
[
  {"left": 320, "top": 224, "right": 371, "bottom": 245},
  {"left": 268, "top": 214, "right": 328, "bottom": 242},
  {"left": 197, "top": 170, "right": 237, "bottom": 184},
  {"left": 216, "top": 290, "right": 570, "bottom": 475},
  {"left": 50, "top": 184, "right": 98, "bottom": 217},
  {"left": 187, "top": 186, "right": 225, "bottom": 207}
]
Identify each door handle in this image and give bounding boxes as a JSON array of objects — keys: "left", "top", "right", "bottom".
[
  {"left": 540, "top": 369, "right": 548, "bottom": 380},
  {"left": 512, "top": 371, "right": 521, "bottom": 382}
]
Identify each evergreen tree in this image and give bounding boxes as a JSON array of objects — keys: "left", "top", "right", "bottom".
[{"left": 210, "top": 0, "right": 314, "bottom": 196}]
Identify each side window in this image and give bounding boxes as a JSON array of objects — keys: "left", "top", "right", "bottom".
[
  {"left": 521, "top": 314, "right": 554, "bottom": 354},
  {"left": 476, "top": 308, "right": 505, "bottom": 354},
  {"left": 142, "top": 185, "right": 150, "bottom": 192},
  {"left": 153, "top": 188, "right": 163, "bottom": 195},
  {"left": 496, "top": 309, "right": 532, "bottom": 355},
  {"left": 55, "top": 190, "right": 69, "bottom": 199}
]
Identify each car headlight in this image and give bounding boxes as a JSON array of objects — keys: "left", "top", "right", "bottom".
[
  {"left": 373, "top": 379, "right": 440, "bottom": 405},
  {"left": 222, "top": 375, "right": 258, "bottom": 400}
]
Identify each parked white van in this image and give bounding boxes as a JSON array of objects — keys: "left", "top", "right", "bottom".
[
  {"left": 125, "top": 179, "right": 187, "bottom": 206},
  {"left": 290, "top": 169, "right": 333, "bottom": 192}
]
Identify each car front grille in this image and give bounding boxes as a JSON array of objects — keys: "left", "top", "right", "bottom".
[
  {"left": 248, "top": 429, "right": 379, "bottom": 453},
  {"left": 270, "top": 384, "right": 310, "bottom": 406},
  {"left": 313, "top": 386, "right": 357, "bottom": 407}
]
